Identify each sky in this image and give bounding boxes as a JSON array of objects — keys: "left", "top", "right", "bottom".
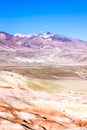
[{"left": 0, "top": 0, "right": 87, "bottom": 40}]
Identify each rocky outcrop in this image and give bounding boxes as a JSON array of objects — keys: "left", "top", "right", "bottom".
[
  {"left": 0, "top": 71, "right": 87, "bottom": 130},
  {"left": 0, "top": 87, "right": 87, "bottom": 130}
]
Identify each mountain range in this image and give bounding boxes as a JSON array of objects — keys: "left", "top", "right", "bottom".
[{"left": 0, "top": 31, "right": 87, "bottom": 65}]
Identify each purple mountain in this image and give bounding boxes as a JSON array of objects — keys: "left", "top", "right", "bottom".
[{"left": 0, "top": 31, "right": 87, "bottom": 65}]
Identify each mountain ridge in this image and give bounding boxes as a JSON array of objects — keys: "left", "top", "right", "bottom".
[{"left": 0, "top": 31, "right": 87, "bottom": 65}]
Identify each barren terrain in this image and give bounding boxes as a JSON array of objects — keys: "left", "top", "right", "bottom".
[{"left": 0, "top": 66, "right": 87, "bottom": 130}]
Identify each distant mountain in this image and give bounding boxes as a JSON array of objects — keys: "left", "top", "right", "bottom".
[{"left": 0, "top": 31, "right": 87, "bottom": 65}]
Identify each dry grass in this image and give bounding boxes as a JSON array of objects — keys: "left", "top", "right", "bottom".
[
  {"left": 0, "top": 65, "right": 87, "bottom": 96},
  {"left": 0, "top": 65, "right": 87, "bottom": 79}
]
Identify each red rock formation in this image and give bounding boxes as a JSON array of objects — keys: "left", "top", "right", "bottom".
[{"left": 0, "top": 87, "right": 87, "bottom": 130}]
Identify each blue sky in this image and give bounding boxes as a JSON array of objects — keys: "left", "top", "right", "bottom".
[{"left": 0, "top": 0, "right": 87, "bottom": 40}]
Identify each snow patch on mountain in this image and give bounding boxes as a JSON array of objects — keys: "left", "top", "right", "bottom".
[{"left": 14, "top": 33, "right": 37, "bottom": 38}]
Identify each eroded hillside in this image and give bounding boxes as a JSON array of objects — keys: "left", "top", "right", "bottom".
[{"left": 0, "top": 67, "right": 87, "bottom": 130}]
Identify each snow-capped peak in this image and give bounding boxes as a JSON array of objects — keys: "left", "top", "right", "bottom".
[
  {"left": 39, "top": 32, "right": 53, "bottom": 39},
  {"left": 14, "top": 33, "right": 36, "bottom": 38}
]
